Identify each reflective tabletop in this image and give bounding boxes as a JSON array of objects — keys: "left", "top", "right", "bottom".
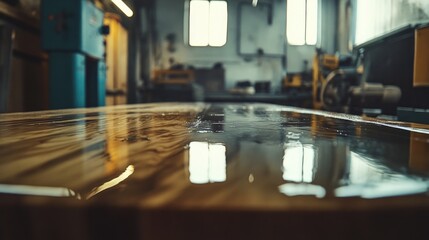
[{"left": 1, "top": 103, "right": 429, "bottom": 239}]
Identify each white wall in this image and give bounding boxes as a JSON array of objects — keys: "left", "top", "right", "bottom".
[
  {"left": 154, "top": 0, "right": 336, "bottom": 91},
  {"left": 355, "top": 0, "right": 429, "bottom": 45}
]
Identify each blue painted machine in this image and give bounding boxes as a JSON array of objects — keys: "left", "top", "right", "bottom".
[{"left": 41, "top": 0, "right": 109, "bottom": 109}]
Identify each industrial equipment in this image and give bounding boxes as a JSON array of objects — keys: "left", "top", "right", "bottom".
[
  {"left": 312, "top": 49, "right": 353, "bottom": 110},
  {"left": 41, "top": 0, "right": 109, "bottom": 109},
  {"left": 312, "top": 49, "right": 401, "bottom": 114},
  {"left": 283, "top": 74, "right": 303, "bottom": 89},
  {"left": 353, "top": 24, "right": 429, "bottom": 119},
  {"left": 142, "top": 69, "right": 203, "bottom": 102},
  {"left": 153, "top": 70, "right": 195, "bottom": 85},
  {"left": 321, "top": 69, "right": 401, "bottom": 113},
  {"left": 282, "top": 59, "right": 312, "bottom": 97},
  {"left": 283, "top": 71, "right": 312, "bottom": 92}
]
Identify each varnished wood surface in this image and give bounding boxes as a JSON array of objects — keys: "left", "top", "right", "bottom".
[{"left": 1, "top": 103, "right": 429, "bottom": 239}]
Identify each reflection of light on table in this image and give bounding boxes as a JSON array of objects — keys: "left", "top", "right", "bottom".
[
  {"left": 335, "top": 152, "right": 429, "bottom": 198},
  {"left": 86, "top": 165, "right": 135, "bottom": 199},
  {"left": 282, "top": 142, "right": 315, "bottom": 183},
  {"left": 189, "top": 142, "right": 226, "bottom": 184},
  {"left": 0, "top": 184, "right": 80, "bottom": 199},
  {"left": 278, "top": 183, "right": 326, "bottom": 198},
  {"left": 349, "top": 152, "right": 384, "bottom": 184}
]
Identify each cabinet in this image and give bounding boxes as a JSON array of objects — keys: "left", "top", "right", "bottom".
[
  {"left": 414, "top": 25, "right": 429, "bottom": 87},
  {"left": 104, "top": 14, "right": 128, "bottom": 105}
]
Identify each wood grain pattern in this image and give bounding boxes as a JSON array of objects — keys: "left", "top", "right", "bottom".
[{"left": 1, "top": 103, "right": 429, "bottom": 239}]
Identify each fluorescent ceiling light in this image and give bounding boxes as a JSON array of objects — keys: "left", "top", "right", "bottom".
[
  {"left": 112, "top": 0, "right": 133, "bottom": 17},
  {"left": 252, "top": 0, "right": 258, "bottom": 7}
]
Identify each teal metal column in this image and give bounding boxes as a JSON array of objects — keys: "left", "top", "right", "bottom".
[
  {"left": 42, "top": 0, "right": 106, "bottom": 110},
  {"left": 49, "top": 53, "right": 86, "bottom": 109}
]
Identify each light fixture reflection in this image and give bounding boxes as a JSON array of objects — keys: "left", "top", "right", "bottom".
[
  {"left": 282, "top": 142, "right": 315, "bottom": 183},
  {"left": 335, "top": 152, "right": 429, "bottom": 198},
  {"left": 335, "top": 180, "right": 428, "bottom": 199},
  {"left": 189, "top": 142, "right": 226, "bottom": 184},
  {"left": 278, "top": 183, "right": 326, "bottom": 198},
  {"left": 0, "top": 184, "right": 80, "bottom": 199},
  {"left": 86, "top": 165, "right": 135, "bottom": 199},
  {"left": 348, "top": 152, "right": 382, "bottom": 184}
]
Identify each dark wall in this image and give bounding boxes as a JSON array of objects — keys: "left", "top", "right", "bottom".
[
  {"left": 0, "top": 1, "right": 48, "bottom": 112},
  {"left": 357, "top": 26, "right": 429, "bottom": 109}
]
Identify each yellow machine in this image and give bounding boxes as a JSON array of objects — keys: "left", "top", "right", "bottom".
[
  {"left": 282, "top": 61, "right": 312, "bottom": 92},
  {"left": 312, "top": 49, "right": 401, "bottom": 113},
  {"left": 283, "top": 74, "right": 303, "bottom": 88},
  {"left": 312, "top": 50, "right": 340, "bottom": 109}
]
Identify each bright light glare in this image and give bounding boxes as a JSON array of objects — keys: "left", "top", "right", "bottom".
[
  {"left": 305, "top": 0, "right": 318, "bottom": 45},
  {"left": 335, "top": 152, "right": 428, "bottom": 198},
  {"left": 189, "top": 0, "right": 228, "bottom": 47},
  {"left": 287, "top": 0, "right": 306, "bottom": 45},
  {"left": 86, "top": 165, "right": 135, "bottom": 199},
  {"left": 335, "top": 180, "right": 428, "bottom": 199},
  {"left": 355, "top": 0, "right": 371, "bottom": 44},
  {"left": 112, "top": 0, "right": 134, "bottom": 17},
  {"left": 287, "top": 0, "right": 318, "bottom": 45},
  {"left": 189, "top": 1, "right": 210, "bottom": 46},
  {"left": 278, "top": 183, "right": 326, "bottom": 198},
  {"left": 189, "top": 142, "right": 226, "bottom": 184},
  {"left": 282, "top": 142, "right": 315, "bottom": 183},
  {"left": 355, "top": 0, "right": 384, "bottom": 45},
  {"left": 189, "top": 142, "right": 210, "bottom": 183},
  {"left": 349, "top": 152, "right": 380, "bottom": 184},
  {"left": 209, "top": 1, "right": 228, "bottom": 47},
  {"left": 208, "top": 144, "right": 226, "bottom": 182}
]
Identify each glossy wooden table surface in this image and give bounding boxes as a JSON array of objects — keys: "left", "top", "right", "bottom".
[{"left": 1, "top": 103, "right": 429, "bottom": 239}]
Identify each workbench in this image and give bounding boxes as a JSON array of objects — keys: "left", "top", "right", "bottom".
[
  {"left": 205, "top": 92, "right": 312, "bottom": 106},
  {"left": 1, "top": 103, "right": 429, "bottom": 239}
]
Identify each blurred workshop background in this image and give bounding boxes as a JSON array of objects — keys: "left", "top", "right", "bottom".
[{"left": 0, "top": 0, "right": 428, "bottom": 123}]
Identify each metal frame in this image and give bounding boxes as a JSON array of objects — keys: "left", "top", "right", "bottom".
[{"left": 0, "top": 25, "right": 13, "bottom": 113}]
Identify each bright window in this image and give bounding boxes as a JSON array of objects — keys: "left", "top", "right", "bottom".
[
  {"left": 189, "top": 0, "right": 228, "bottom": 47},
  {"left": 282, "top": 142, "right": 316, "bottom": 183},
  {"left": 189, "top": 142, "right": 226, "bottom": 184},
  {"left": 287, "top": 0, "right": 318, "bottom": 45}
]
